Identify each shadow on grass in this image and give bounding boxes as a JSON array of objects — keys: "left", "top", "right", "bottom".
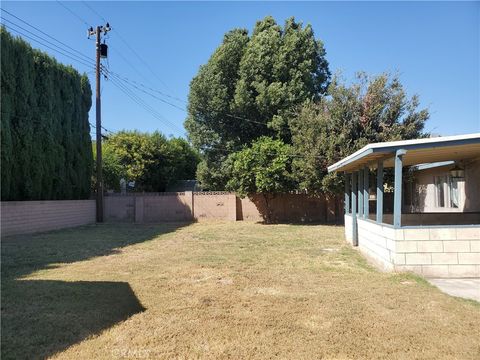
[
  {"left": 1, "top": 280, "right": 145, "bottom": 360},
  {"left": 1, "top": 223, "right": 188, "bottom": 279},
  {"left": 1, "top": 223, "right": 189, "bottom": 359}
]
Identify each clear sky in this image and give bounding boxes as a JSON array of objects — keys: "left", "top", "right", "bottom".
[{"left": 2, "top": 1, "right": 479, "bottom": 138}]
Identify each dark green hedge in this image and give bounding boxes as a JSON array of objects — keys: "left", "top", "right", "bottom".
[{"left": 1, "top": 28, "right": 93, "bottom": 200}]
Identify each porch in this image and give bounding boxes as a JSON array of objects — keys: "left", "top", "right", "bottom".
[{"left": 329, "top": 133, "right": 480, "bottom": 278}]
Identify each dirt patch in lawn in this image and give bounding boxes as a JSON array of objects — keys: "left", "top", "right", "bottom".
[{"left": 2, "top": 222, "right": 479, "bottom": 359}]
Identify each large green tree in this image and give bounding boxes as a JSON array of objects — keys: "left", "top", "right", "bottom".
[
  {"left": 290, "top": 73, "right": 429, "bottom": 194},
  {"left": 1, "top": 28, "right": 92, "bottom": 200},
  {"left": 95, "top": 131, "right": 199, "bottom": 192},
  {"left": 185, "top": 16, "right": 330, "bottom": 190},
  {"left": 226, "top": 136, "right": 295, "bottom": 222}
]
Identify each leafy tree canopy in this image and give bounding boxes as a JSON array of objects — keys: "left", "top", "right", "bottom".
[
  {"left": 290, "top": 72, "right": 429, "bottom": 194},
  {"left": 185, "top": 16, "right": 331, "bottom": 190},
  {"left": 226, "top": 136, "right": 295, "bottom": 197},
  {"left": 93, "top": 131, "right": 199, "bottom": 192}
]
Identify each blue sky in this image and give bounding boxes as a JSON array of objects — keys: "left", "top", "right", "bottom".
[{"left": 2, "top": 1, "right": 479, "bottom": 138}]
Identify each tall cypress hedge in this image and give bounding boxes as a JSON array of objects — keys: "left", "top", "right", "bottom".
[{"left": 1, "top": 28, "right": 93, "bottom": 200}]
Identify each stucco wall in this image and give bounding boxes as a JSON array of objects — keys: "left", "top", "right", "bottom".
[
  {"left": 406, "top": 159, "right": 480, "bottom": 213},
  {"left": 464, "top": 159, "right": 480, "bottom": 212},
  {"left": 1, "top": 200, "right": 96, "bottom": 237},
  {"left": 347, "top": 218, "right": 480, "bottom": 278}
]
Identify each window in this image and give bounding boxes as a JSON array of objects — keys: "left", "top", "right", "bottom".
[
  {"left": 449, "top": 177, "right": 459, "bottom": 208},
  {"left": 434, "top": 176, "right": 446, "bottom": 207},
  {"left": 434, "top": 175, "right": 460, "bottom": 208}
]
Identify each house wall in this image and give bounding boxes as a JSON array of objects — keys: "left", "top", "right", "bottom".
[
  {"left": 373, "top": 213, "right": 480, "bottom": 226},
  {"left": 405, "top": 159, "right": 480, "bottom": 213},
  {"left": 345, "top": 218, "right": 480, "bottom": 278},
  {"left": 1, "top": 200, "right": 95, "bottom": 237},
  {"left": 464, "top": 159, "right": 480, "bottom": 212}
]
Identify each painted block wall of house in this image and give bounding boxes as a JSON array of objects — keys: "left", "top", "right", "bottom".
[{"left": 351, "top": 218, "right": 480, "bottom": 278}]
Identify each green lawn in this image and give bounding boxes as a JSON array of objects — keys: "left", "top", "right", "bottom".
[{"left": 2, "top": 222, "right": 479, "bottom": 359}]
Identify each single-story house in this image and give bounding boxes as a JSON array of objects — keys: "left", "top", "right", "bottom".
[{"left": 328, "top": 133, "right": 480, "bottom": 278}]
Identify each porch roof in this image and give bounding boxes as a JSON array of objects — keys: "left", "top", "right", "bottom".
[{"left": 327, "top": 133, "right": 480, "bottom": 173}]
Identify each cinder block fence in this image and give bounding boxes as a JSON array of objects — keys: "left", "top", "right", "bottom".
[
  {"left": 1, "top": 192, "right": 342, "bottom": 237},
  {"left": 1, "top": 200, "right": 96, "bottom": 237}
]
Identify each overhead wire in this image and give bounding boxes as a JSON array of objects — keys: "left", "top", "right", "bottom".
[
  {"left": 101, "top": 66, "right": 184, "bottom": 134},
  {"left": 3, "top": 8, "right": 319, "bottom": 160},
  {"left": 1, "top": 8, "right": 93, "bottom": 63},
  {"left": 81, "top": 1, "right": 107, "bottom": 23},
  {"left": 55, "top": 0, "right": 91, "bottom": 27},
  {"left": 1, "top": 23, "right": 95, "bottom": 70},
  {"left": 78, "top": 0, "right": 175, "bottom": 95},
  {"left": 1, "top": 17, "right": 95, "bottom": 68}
]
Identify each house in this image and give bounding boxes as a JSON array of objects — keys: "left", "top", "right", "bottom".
[{"left": 328, "top": 133, "right": 480, "bottom": 278}]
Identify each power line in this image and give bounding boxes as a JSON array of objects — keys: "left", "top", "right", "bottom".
[
  {"left": 1, "top": 17, "right": 95, "bottom": 67},
  {"left": 101, "top": 69, "right": 268, "bottom": 127},
  {"left": 112, "top": 29, "right": 175, "bottom": 94},
  {"left": 81, "top": 1, "right": 107, "bottom": 23},
  {"left": 1, "top": 9, "right": 93, "bottom": 63},
  {"left": 55, "top": 0, "right": 91, "bottom": 27},
  {"left": 106, "top": 69, "right": 186, "bottom": 105},
  {"left": 2, "top": 23, "right": 94, "bottom": 70},
  {"left": 77, "top": 0, "right": 174, "bottom": 94},
  {"left": 104, "top": 68, "right": 186, "bottom": 112},
  {"left": 102, "top": 67, "right": 184, "bottom": 133}
]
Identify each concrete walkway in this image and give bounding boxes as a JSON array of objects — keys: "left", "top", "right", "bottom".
[{"left": 428, "top": 278, "right": 480, "bottom": 302}]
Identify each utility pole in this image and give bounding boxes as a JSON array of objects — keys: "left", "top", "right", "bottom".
[{"left": 88, "top": 24, "right": 111, "bottom": 222}]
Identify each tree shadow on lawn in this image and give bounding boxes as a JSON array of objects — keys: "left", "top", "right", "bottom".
[
  {"left": 1, "top": 223, "right": 188, "bottom": 359},
  {"left": 1, "top": 280, "right": 145, "bottom": 360},
  {"left": 1, "top": 223, "right": 188, "bottom": 279}
]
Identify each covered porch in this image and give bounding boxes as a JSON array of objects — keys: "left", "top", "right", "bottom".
[{"left": 328, "top": 133, "right": 480, "bottom": 278}]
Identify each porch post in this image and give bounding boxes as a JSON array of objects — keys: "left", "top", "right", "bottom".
[
  {"left": 358, "top": 169, "right": 364, "bottom": 218},
  {"left": 376, "top": 160, "right": 384, "bottom": 223},
  {"left": 393, "top": 149, "right": 406, "bottom": 228},
  {"left": 351, "top": 171, "right": 358, "bottom": 246},
  {"left": 344, "top": 173, "right": 350, "bottom": 214},
  {"left": 363, "top": 166, "right": 369, "bottom": 219}
]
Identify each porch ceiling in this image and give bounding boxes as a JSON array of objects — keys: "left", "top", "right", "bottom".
[{"left": 327, "top": 133, "right": 480, "bottom": 173}]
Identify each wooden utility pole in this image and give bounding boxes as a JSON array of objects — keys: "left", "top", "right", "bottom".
[{"left": 88, "top": 24, "right": 110, "bottom": 222}]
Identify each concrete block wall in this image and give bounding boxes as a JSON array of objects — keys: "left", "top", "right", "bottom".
[
  {"left": 1, "top": 200, "right": 96, "bottom": 237},
  {"left": 344, "top": 214, "right": 353, "bottom": 245},
  {"left": 104, "top": 196, "right": 135, "bottom": 222},
  {"left": 356, "top": 218, "right": 400, "bottom": 271},
  {"left": 348, "top": 218, "right": 480, "bottom": 278},
  {"left": 105, "top": 192, "right": 340, "bottom": 224},
  {"left": 143, "top": 193, "right": 193, "bottom": 222},
  {"left": 193, "top": 192, "right": 236, "bottom": 221},
  {"left": 394, "top": 226, "right": 480, "bottom": 278}
]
